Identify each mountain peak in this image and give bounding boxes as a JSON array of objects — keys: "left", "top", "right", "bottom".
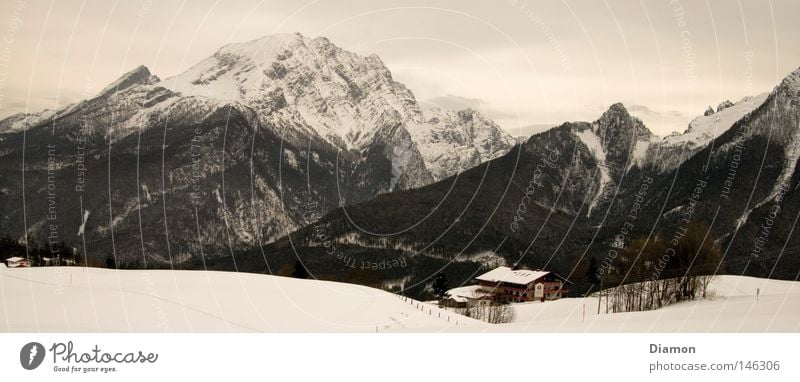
[
  {"left": 99, "top": 65, "right": 159, "bottom": 96},
  {"left": 596, "top": 102, "right": 649, "bottom": 134},
  {"left": 607, "top": 102, "right": 629, "bottom": 115},
  {"left": 456, "top": 107, "right": 482, "bottom": 120},
  {"left": 776, "top": 66, "right": 800, "bottom": 97},
  {"left": 164, "top": 32, "right": 429, "bottom": 154},
  {"left": 591, "top": 102, "right": 654, "bottom": 157},
  {"left": 597, "top": 102, "right": 646, "bottom": 127},
  {"left": 216, "top": 32, "right": 307, "bottom": 60}
]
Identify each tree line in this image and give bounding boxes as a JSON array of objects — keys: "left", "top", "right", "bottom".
[{"left": 587, "top": 222, "right": 722, "bottom": 313}]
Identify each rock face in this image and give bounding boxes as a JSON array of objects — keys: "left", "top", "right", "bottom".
[
  {"left": 0, "top": 33, "right": 515, "bottom": 264},
  {"left": 410, "top": 107, "right": 517, "bottom": 181},
  {"left": 716, "top": 100, "right": 735, "bottom": 112},
  {"left": 163, "top": 33, "right": 435, "bottom": 190},
  {"left": 162, "top": 33, "right": 516, "bottom": 184}
]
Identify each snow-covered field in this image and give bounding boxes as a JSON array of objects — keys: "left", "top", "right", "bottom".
[
  {"left": 498, "top": 275, "right": 800, "bottom": 332},
  {"left": 1, "top": 265, "right": 797, "bottom": 332},
  {"left": 0, "top": 264, "right": 481, "bottom": 332}
]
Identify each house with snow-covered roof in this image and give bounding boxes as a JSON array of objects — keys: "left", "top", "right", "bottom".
[
  {"left": 5, "top": 256, "right": 30, "bottom": 268},
  {"left": 475, "top": 266, "right": 569, "bottom": 302},
  {"left": 440, "top": 285, "right": 494, "bottom": 308}
]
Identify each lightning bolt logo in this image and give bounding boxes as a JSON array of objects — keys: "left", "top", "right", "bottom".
[
  {"left": 28, "top": 343, "right": 38, "bottom": 366},
  {"left": 20, "top": 342, "right": 45, "bottom": 370}
]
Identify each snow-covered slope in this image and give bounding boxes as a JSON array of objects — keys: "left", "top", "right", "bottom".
[
  {"left": 497, "top": 276, "right": 800, "bottom": 332},
  {"left": 648, "top": 94, "right": 769, "bottom": 171},
  {"left": 3, "top": 265, "right": 796, "bottom": 332},
  {"left": 663, "top": 93, "right": 769, "bottom": 149},
  {"left": 0, "top": 108, "right": 61, "bottom": 134},
  {"left": 575, "top": 128, "right": 611, "bottom": 217},
  {"left": 0, "top": 265, "right": 482, "bottom": 332}
]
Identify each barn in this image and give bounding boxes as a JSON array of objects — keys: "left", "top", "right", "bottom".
[{"left": 440, "top": 285, "right": 494, "bottom": 308}]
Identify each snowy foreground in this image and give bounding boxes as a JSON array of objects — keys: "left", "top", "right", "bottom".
[
  {"left": 0, "top": 264, "right": 481, "bottom": 332},
  {"left": 500, "top": 275, "right": 800, "bottom": 332},
  {"left": 1, "top": 264, "right": 798, "bottom": 332}
]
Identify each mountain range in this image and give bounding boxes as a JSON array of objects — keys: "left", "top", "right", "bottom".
[
  {"left": 202, "top": 64, "right": 800, "bottom": 298},
  {"left": 1, "top": 33, "right": 798, "bottom": 299},
  {"left": 0, "top": 33, "right": 514, "bottom": 263}
]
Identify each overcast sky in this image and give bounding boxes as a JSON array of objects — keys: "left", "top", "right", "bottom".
[{"left": 1, "top": 0, "right": 798, "bottom": 137}]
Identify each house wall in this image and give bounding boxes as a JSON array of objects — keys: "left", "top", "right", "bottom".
[
  {"left": 7, "top": 259, "right": 30, "bottom": 268},
  {"left": 478, "top": 278, "right": 567, "bottom": 302}
]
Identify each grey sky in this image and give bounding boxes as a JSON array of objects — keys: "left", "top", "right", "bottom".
[{"left": 0, "top": 0, "right": 798, "bottom": 136}]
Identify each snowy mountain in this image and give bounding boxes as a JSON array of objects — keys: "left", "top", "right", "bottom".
[
  {"left": 575, "top": 103, "right": 659, "bottom": 216},
  {"left": 166, "top": 35, "right": 417, "bottom": 148},
  {"left": 654, "top": 93, "right": 769, "bottom": 170},
  {"left": 0, "top": 108, "right": 61, "bottom": 134},
  {"left": 162, "top": 33, "right": 514, "bottom": 184},
  {"left": 721, "top": 68, "right": 800, "bottom": 240},
  {"left": 163, "top": 33, "right": 435, "bottom": 190},
  {"left": 0, "top": 33, "right": 515, "bottom": 265}
]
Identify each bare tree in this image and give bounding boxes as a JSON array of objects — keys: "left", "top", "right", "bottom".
[
  {"left": 460, "top": 303, "right": 516, "bottom": 324},
  {"left": 485, "top": 303, "right": 516, "bottom": 324}
]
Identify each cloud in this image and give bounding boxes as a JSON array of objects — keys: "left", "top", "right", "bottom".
[
  {"left": 421, "top": 94, "right": 485, "bottom": 111},
  {"left": 421, "top": 94, "right": 519, "bottom": 120},
  {"left": 628, "top": 104, "right": 685, "bottom": 119},
  {"left": 507, "top": 124, "right": 556, "bottom": 138},
  {"left": 627, "top": 104, "right": 692, "bottom": 136}
]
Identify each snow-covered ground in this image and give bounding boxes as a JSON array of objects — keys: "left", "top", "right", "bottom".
[
  {"left": 1, "top": 265, "right": 797, "bottom": 332},
  {"left": 0, "top": 264, "right": 481, "bottom": 332},
  {"left": 498, "top": 275, "right": 799, "bottom": 332}
]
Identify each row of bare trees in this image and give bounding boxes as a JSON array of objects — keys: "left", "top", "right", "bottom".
[
  {"left": 457, "top": 303, "right": 516, "bottom": 324},
  {"left": 594, "top": 222, "right": 722, "bottom": 313}
]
